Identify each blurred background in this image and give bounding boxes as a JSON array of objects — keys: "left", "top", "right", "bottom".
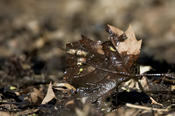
[{"left": 0, "top": 0, "right": 175, "bottom": 83}]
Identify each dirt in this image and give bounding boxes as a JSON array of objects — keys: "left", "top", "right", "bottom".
[{"left": 0, "top": 0, "right": 175, "bottom": 116}]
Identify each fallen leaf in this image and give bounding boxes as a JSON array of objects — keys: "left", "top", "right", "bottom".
[
  {"left": 53, "top": 82, "right": 76, "bottom": 92},
  {"left": 41, "top": 82, "right": 56, "bottom": 104},
  {"left": 106, "top": 24, "right": 124, "bottom": 37},
  {"left": 106, "top": 25, "right": 142, "bottom": 68},
  {"left": 65, "top": 100, "right": 74, "bottom": 106},
  {"left": 30, "top": 88, "right": 44, "bottom": 104},
  {"left": 0, "top": 112, "right": 12, "bottom": 116},
  {"left": 75, "top": 104, "right": 90, "bottom": 116},
  {"left": 140, "top": 65, "right": 152, "bottom": 74},
  {"left": 116, "top": 25, "right": 142, "bottom": 55},
  {"left": 64, "top": 24, "right": 143, "bottom": 105}
]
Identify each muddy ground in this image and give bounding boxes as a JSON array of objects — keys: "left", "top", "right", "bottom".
[{"left": 0, "top": 0, "right": 175, "bottom": 116}]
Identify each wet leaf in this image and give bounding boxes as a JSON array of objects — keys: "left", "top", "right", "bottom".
[{"left": 64, "top": 25, "right": 142, "bottom": 103}]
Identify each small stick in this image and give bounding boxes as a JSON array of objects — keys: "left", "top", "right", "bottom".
[
  {"left": 95, "top": 66, "right": 174, "bottom": 79},
  {"left": 150, "top": 96, "right": 163, "bottom": 107},
  {"left": 138, "top": 73, "right": 174, "bottom": 78},
  {"left": 126, "top": 103, "right": 168, "bottom": 112}
]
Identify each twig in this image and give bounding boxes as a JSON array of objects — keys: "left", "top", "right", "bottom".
[
  {"left": 95, "top": 66, "right": 175, "bottom": 79},
  {"left": 150, "top": 96, "right": 163, "bottom": 107},
  {"left": 126, "top": 103, "right": 168, "bottom": 112}
]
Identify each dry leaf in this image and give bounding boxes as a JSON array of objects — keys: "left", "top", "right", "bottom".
[
  {"left": 107, "top": 24, "right": 142, "bottom": 55},
  {"left": 140, "top": 65, "right": 152, "bottom": 74},
  {"left": 41, "top": 82, "right": 56, "bottom": 104},
  {"left": 30, "top": 88, "right": 44, "bottom": 104},
  {"left": 117, "top": 25, "right": 142, "bottom": 55},
  {"left": 75, "top": 104, "right": 90, "bottom": 116},
  {"left": 65, "top": 100, "right": 74, "bottom": 106},
  {"left": 107, "top": 24, "right": 124, "bottom": 37},
  {"left": 0, "top": 112, "right": 12, "bottom": 116},
  {"left": 53, "top": 82, "right": 76, "bottom": 92}
]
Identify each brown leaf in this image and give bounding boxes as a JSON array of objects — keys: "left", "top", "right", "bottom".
[
  {"left": 106, "top": 24, "right": 142, "bottom": 56},
  {"left": 107, "top": 24, "right": 124, "bottom": 37},
  {"left": 0, "top": 112, "right": 11, "bottom": 116},
  {"left": 117, "top": 25, "right": 142, "bottom": 55},
  {"left": 53, "top": 82, "right": 76, "bottom": 92},
  {"left": 65, "top": 100, "right": 74, "bottom": 106},
  {"left": 41, "top": 82, "right": 56, "bottom": 104},
  {"left": 30, "top": 88, "right": 44, "bottom": 104},
  {"left": 106, "top": 25, "right": 142, "bottom": 69},
  {"left": 64, "top": 25, "right": 142, "bottom": 103}
]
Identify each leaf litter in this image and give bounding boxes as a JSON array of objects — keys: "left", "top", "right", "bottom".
[
  {"left": 63, "top": 24, "right": 175, "bottom": 113},
  {"left": 0, "top": 24, "right": 175, "bottom": 115}
]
